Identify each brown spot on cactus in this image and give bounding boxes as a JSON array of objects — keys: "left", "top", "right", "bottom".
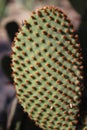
[{"left": 11, "top": 6, "right": 83, "bottom": 130}]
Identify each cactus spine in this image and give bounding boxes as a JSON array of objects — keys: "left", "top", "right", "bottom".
[{"left": 12, "top": 6, "right": 83, "bottom": 130}]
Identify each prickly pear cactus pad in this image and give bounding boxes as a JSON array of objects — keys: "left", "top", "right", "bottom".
[{"left": 12, "top": 6, "right": 83, "bottom": 130}]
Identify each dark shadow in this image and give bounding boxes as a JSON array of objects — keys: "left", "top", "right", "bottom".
[
  {"left": 69, "top": 0, "right": 87, "bottom": 15},
  {"left": 76, "top": 9, "right": 87, "bottom": 129},
  {"left": 9, "top": 104, "right": 42, "bottom": 130},
  {"left": 1, "top": 55, "right": 13, "bottom": 84},
  {"left": 5, "top": 21, "right": 19, "bottom": 42}
]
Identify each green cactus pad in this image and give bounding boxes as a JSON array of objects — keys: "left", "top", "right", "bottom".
[{"left": 12, "top": 6, "right": 83, "bottom": 130}]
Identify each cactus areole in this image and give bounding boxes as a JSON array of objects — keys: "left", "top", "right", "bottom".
[{"left": 12, "top": 6, "right": 83, "bottom": 130}]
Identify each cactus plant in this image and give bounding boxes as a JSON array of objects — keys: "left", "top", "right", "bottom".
[
  {"left": 11, "top": 6, "right": 83, "bottom": 130},
  {"left": 0, "top": 0, "right": 7, "bottom": 19}
]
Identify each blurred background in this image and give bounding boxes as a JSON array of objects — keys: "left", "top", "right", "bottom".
[{"left": 0, "top": 0, "right": 87, "bottom": 130}]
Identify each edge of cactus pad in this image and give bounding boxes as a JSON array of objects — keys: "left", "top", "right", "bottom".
[{"left": 11, "top": 6, "right": 84, "bottom": 130}]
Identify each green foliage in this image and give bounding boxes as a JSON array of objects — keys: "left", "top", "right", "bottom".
[
  {"left": 12, "top": 6, "right": 83, "bottom": 130},
  {"left": 0, "top": 0, "right": 6, "bottom": 19}
]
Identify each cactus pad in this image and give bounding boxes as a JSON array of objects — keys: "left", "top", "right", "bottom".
[{"left": 12, "top": 6, "right": 83, "bottom": 130}]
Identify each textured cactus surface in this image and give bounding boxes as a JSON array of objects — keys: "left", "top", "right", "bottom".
[{"left": 12, "top": 6, "right": 83, "bottom": 130}]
